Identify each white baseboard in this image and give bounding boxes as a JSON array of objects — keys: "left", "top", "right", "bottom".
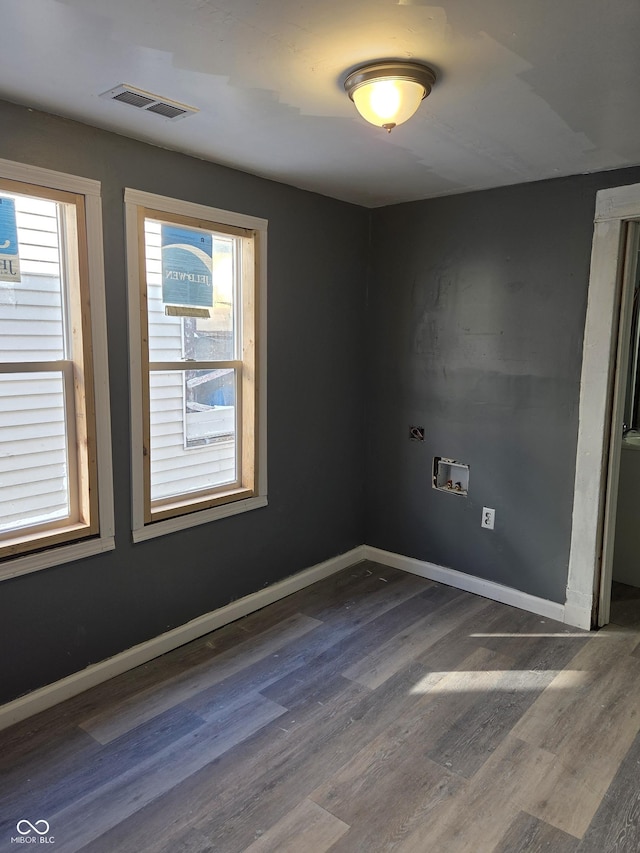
[
  {"left": 563, "top": 587, "right": 593, "bottom": 630},
  {"left": 0, "top": 545, "right": 366, "bottom": 732},
  {"left": 364, "top": 545, "right": 568, "bottom": 624},
  {"left": 0, "top": 542, "right": 585, "bottom": 731}
]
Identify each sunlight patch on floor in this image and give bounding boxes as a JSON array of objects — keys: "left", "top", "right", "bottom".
[
  {"left": 410, "top": 669, "right": 589, "bottom": 694},
  {"left": 469, "top": 632, "right": 591, "bottom": 638}
]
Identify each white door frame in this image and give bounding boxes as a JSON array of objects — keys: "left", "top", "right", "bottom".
[{"left": 565, "top": 182, "right": 640, "bottom": 629}]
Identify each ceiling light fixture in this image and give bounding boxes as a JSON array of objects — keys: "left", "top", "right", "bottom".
[{"left": 344, "top": 61, "right": 436, "bottom": 133}]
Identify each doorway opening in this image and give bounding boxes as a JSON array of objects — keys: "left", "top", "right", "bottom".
[
  {"left": 566, "top": 182, "right": 640, "bottom": 630},
  {"left": 608, "top": 230, "right": 640, "bottom": 627}
]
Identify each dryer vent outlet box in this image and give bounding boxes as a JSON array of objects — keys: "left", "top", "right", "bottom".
[{"left": 433, "top": 457, "right": 469, "bottom": 496}]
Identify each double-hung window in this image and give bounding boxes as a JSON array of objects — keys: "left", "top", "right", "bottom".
[
  {"left": 125, "top": 190, "right": 267, "bottom": 540},
  {"left": 0, "top": 161, "right": 113, "bottom": 574}
]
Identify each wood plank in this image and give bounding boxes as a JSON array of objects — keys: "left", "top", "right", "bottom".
[
  {"left": 154, "top": 827, "right": 216, "bottom": 853},
  {"left": 512, "top": 626, "right": 638, "bottom": 750},
  {"left": 494, "top": 812, "right": 579, "bottom": 853},
  {"left": 242, "top": 799, "right": 349, "bottom": 853},
  {"left": 0, "top": 705, "right": 204, "bottom": 841},
  {"left": 467, "top": 608, "right": 591, "bottom": 670},
  {"left": 79, "top": 613, "right": 320, "bottom": 743},
  {"left": 187, "top": 572, "right": 437, "bottom": 718},
  {"left": 17, "top": 608, "right": 269, "bottom": 735},
  {"left": 422, "top": 611, "right": 591, "bottom": 779},
  {"left": 222, "top": 561, "right": 406, "bottom": 627},
  {"left": 511, "top": 629, "right": 640, "bottom": 836},
  {"left": 44, "top": 693, "right": 286, "bottom": 852},
  {"left": 76, "top": 678, "right": 371, "bottom": 853},
  {"left": 297, "top": 564, "right": 430, "bottom": 625},
  {"left": 192, "top": 654, "right": 466, "bottom": 852},
  {"left": 310, "top": 726, "right": 464, "bottom": 850},
  {"left": 191, "top": 677, "right": 396, "bottom": 852},
  {"left": 414, "top": 598, "right": 525, "bottom": 673},
  {"left": 303, "top": 645, "right": 524, "bottom": 848},
  {"left": 3, "top": 567, "right": 640, "bottom": 853},
  {"left": 391, "top": 736, "right": 558, "bottom": 853},
  {"left": 260, "top": 582, "right": 465, "bottom": 710},
  {"left": 578, "top": 727, "right": 640, "bottom": 852},
  {"left": 342, "top": 591, "right": 492, "bottom": 690},
  {"left": 425, "top": 664, "right": 558, "bottom": 779}
]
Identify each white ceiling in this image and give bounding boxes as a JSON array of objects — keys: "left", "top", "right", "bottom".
[{"left": 3, "top": 0, "right": 640, "bottom": 207}]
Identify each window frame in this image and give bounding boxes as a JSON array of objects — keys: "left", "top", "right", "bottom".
[
  {"left": 0, "top": 158, "right": 114, "bottom": 581},
  {"left": 124, "top": 189, "right": 267, "bottom": 542}
]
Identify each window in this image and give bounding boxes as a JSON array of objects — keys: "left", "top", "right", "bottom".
[
  {"left": 125, "top": 190, "right": 267, "bottom": 540},
  {"left": 0, "top": 160, "right": 113, "bottom": 576}
]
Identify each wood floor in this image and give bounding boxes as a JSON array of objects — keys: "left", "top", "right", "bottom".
[{"left": 2, "top": 562, "right": 640, "bottom": 852}]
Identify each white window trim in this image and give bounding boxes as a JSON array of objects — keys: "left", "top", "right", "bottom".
[
  {"left": 0, "top": 158, "right": 115, "bottom": 581},
  {"left": 124, "top": 188, "right": 268, "bottom": 542}
]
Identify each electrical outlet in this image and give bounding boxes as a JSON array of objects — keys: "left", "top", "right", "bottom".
[{"left": 481, "top": 507, "right": 495, "bottom": 529}]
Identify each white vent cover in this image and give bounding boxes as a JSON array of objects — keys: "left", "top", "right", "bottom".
[{"left": 100, "top": 85, "right": 198, "bottom": 121}]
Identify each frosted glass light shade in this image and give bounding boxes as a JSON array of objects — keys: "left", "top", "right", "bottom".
[
  {"left": 344, "top": 61, "right": 436, "bottom": 131},
  {"left": 352, "top": 79, "right": 425, "bottom": 128}
]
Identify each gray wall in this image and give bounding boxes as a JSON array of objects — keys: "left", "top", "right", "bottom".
[
  {"left": 366, "top": 168, "right": 640, "bottom": 603},
  {"left": 5, "top": 93, "right": 640, "bottom": 706},
  {"left": 0, "top": 100, "right": 369, "bottom": 704}
]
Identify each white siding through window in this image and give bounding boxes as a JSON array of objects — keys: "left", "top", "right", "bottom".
[
  {"left": 0, "top": 195, "right": 69, "bottom": 531},
  {"left": 145, "top": 221, "right": 236, "bottom": 502}
]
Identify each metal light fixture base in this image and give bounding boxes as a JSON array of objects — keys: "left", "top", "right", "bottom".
[
  {"left": 344, "top": 61, "right": 436, "bottom": 100},
  {"left": 344, "top": 61, "right": 437, "bottom": 131}
]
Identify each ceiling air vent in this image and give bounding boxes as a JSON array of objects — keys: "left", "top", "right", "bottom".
[{"left": 100, "top": 84, "right": 198, "bottom": 121}]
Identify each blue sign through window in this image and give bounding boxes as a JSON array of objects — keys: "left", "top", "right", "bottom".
[
  {"left": 161, "top": 224, "right": 213, "bottom": 307},
  {"left": 0, "top": 197, "right": 21, "bottom": 283}
]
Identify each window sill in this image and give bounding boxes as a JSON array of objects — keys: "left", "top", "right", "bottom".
[
  {"left": 0, "top": 534, "right": 116, "bottom": 583},
  {"left": 132, "top": 494, "right": 268, "bottom": 543}
]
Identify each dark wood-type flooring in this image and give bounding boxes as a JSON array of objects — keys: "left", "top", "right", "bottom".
[{"left": 2, "top": 563, "right": 640, "bottom": 852}]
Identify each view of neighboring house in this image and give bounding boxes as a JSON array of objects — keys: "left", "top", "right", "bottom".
[
  {"left": 144, "top": 219, "right": 237, "bottom": 502},
  {"left": 0, "top": 195, "right": 69, "bottom": 533},
  {"left": 0, "top": 201, "right": 238, "bottom": 528}
]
